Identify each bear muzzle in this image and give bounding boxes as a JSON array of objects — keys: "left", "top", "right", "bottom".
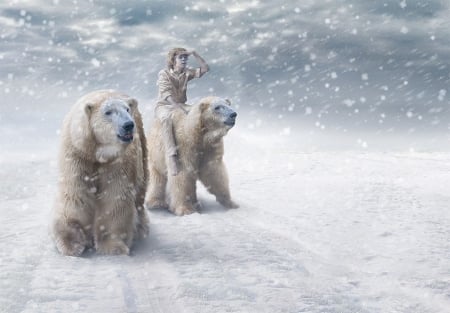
[
  {"left": 117, "top": 121, "right": 135, "bottom": 143},
  {"left": 224, "top": 112, "right": 237, "bottom": 127}
]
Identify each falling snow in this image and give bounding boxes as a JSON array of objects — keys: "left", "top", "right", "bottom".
[{"left": 1, "top": 0, "right": 450, "bottom": 312}]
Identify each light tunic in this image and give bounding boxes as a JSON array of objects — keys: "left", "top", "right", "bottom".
[
  {"left": 154, "top": 67, "right": 204, "bottom": 157},
  {"left": 157, "top": 68, "right": 202, "bottom": 104}
]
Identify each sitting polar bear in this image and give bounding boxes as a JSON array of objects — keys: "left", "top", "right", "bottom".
[
  {"left": 52, "top": 90, "right": 149, "bottom": 256},
  {"left": 145, "top": 96, "right": 239, "bottom": 216}
]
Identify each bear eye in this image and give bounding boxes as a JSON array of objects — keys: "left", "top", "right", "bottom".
[
  {"left": 126, "top": 107, "right": 130, "bottom": 112},
  {"left": 214, "top": 106, "right": 221, "bottom": 111},
  {"left": 105, "top": 110, "right": 113, "bottom": 116}
]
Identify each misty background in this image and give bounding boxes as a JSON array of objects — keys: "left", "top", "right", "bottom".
[{"left": 1, "top": 0, "right": 450, "bottom": 151}]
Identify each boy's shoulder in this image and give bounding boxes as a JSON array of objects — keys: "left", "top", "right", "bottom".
[{"left": 158, "top": 69, "right": 170, "bottom": 76}]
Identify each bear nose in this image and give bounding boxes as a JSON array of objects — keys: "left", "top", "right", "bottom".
[
  {"left": 230, "top": 112, "right": 237, "bottom": 119},
  {"left": 123, "top": 121, "right": 134, "bottom": 131}
]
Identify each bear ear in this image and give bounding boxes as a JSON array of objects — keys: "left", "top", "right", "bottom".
[
  {"left": 84, "top": 102, "right": 94, "bottom": 115},
  {"left": 127, "top": 98, "right": 138, "bottom": 110},
  {"left": 199, "top": 100, "right": 209, "bottom": 112},
  {"left": 225, "top": 98, "right": 231, "bottom": 106}
]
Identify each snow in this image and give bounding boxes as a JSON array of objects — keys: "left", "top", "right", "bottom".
[
  {"left": 1, "top": 129, "right": 449, "bottom": 313},
  {"left": 1, "top": 0, "right": 450, "bottom": 311}
]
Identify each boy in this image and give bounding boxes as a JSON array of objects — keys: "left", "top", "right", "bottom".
[{"left": 155, "top": 47, "right": 209, "bottom": 175}]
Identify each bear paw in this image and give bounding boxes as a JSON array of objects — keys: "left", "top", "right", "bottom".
[
  {"left": 56, "top": 239, "right": 86, "bottom": 257},
  {"left": 171, "top": 205, "right": 197, "bottom": 216},
  {"left": 219, "top": 198, "right": 239, "bottom": 209},
  {"left": 145, "top": 198, "right": 169, "bottom": 211},
  {"left": 54, "top": 221, "right": 88, "bottom": 257},
  {"left": 96, "top": 239, "right": 130, "bottom": 255}
]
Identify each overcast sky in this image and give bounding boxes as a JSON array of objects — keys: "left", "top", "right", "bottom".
[{"left": 1, "top": 0, "right": 449, "bottom": 143}]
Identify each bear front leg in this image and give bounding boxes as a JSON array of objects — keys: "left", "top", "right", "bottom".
[
  {"left": 199, "top": 160, "right": 239, "bottom": 209},
  {"left": 167, "top": 172, "right": 198, "bottom": 215},
  {"left": 94, "top": 200, "right": 135, "bottom": 255},
  {"left": 145, "top": 165, "right": 169, "bottom": 210},
  {"left": 52, "top": 194, "right": 95, "bottom": 257},
  {"left": 53, "top": 218, "right": 89, "bottom": 257}
]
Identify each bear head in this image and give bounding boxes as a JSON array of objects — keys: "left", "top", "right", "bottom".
[
  {"left": 69, "top": 93, "right": 138, "bottom": 163},
  {"left": 199, "top": 96, "right": 237, "bottom": 130},
  {"left": 88, "top": 98, "right": 136, "bottom": 145},
  {"left": 190, "top": 96, "right": 237, "bottom": 145}
]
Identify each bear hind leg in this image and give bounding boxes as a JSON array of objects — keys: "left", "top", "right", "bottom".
[{"left": 145, "top": 166, "right": 169, "bottom": 210}]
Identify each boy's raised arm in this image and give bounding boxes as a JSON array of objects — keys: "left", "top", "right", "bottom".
[{"left": 189, "top": 50, "right": 209, "bottom": 76}]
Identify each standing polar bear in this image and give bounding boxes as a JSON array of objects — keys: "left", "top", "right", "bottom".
[
  {"left": 145, "top": 96, "right": 239, "bottom": 215},
  {"left": 52, "top": 90, "right": 149, "bottom": 256}
]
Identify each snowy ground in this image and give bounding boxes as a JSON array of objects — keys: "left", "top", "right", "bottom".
[{"left": 1, "top": 128, "right": 449, "bottom": 313}]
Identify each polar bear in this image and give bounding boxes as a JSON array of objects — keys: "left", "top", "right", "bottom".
[
  {"left": 52, "top": 90, "right": 149, "bottom": 256},
  {"left": 145, "top": 96, "right": 239, "bottom": 215}
]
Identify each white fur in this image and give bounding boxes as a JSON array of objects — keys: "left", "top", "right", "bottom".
[
  {"left": 52, "top": 90, "right": 149, "bottom": 256},
  {"left": 145, "top": 96, "right": 239, "bottom": 215}
]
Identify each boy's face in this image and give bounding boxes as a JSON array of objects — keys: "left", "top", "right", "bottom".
[{"left": 174, "top": 53, "right": 189, "bottom": 71}]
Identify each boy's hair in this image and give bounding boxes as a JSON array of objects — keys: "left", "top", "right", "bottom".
[{"left": 167, "top": 47, "right": 187, "bottom": 69}]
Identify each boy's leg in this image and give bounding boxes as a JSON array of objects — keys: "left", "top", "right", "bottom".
[
  {"left": 155, "top": 103, "right": 179, "bottom": 176},
  {"left": 163, "top": 118, "right": 179, "bottom": 176}
]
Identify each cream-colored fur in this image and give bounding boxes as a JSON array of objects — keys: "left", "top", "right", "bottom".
[
  {"left": 145, "top": 96, "right": 238, "bottom": 215},
  {"left": 52, "top": 90, "right": 149, "bottom": 256}
]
